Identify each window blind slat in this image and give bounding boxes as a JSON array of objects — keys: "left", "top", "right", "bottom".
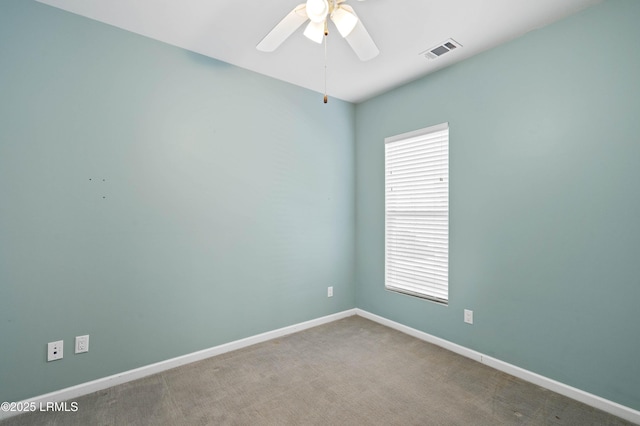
[
  {"left": 386, "top": 278, "right": 448, "bottom": 295},
  {"left": 387, "top": 239, "right": 448, "bottom": 249},
  {"left": 388, "top": 249, "right": 448, "bottom": 260},
  {"left": 386, "top": 263, "right": 448, "bottom": 281}
]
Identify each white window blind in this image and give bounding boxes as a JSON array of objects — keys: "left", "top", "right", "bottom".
[{"left": 385, "top": 123, "right": 449, "bottom": 304}]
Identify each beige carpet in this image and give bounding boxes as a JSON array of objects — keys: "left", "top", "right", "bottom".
[{"left": 2, "top": 316, "right": 633, "bottom": 425}]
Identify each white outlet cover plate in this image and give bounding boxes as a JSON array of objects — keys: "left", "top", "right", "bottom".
[
  {"left": 75, "top": 335, "right": 89, "bottom": 353},
  {"left": 47, "top": 340, "right": 64, "bottom": 361},
  {"left": 464, "top": 309, "right": 474, "bottom": 324}
]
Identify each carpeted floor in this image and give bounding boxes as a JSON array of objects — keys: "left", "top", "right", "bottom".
[{"left": 2, "top": 315, "right": 634, "bottom": 425}]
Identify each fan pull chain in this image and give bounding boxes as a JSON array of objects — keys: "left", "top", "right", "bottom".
[{"left": 323, "top": 21, "right": 328, "bottom": 104}]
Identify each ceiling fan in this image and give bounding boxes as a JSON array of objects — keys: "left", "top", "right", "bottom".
[{"left": 256, "top": 0, "right": 379, "bottom": 62}]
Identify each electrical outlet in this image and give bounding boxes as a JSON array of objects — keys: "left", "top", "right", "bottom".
[
  {"left": 327, "top": 286, "right": 333, "bottom": 297},
  {"left": 464, "top": 309, "right": 473, "bottom": 325},
  {"left": 75, "top": 335, "right": 89, "bottom": 354},
  {"left": 47, "top": 340, "right": 64, "bottom": 361}
]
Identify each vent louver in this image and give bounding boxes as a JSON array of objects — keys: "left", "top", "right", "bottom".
[{"left": 420, "top": 39, "right": 462, "bottom": 60}]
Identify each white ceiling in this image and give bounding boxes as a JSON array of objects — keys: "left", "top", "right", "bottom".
[{"left": 36, "top": 0, "right": 602, "bottom": 103}]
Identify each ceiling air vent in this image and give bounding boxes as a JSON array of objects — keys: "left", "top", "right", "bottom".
[{"left": 420, "top": 39, "right": 462, "bottom": 60}]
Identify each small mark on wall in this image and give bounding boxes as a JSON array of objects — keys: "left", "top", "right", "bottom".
[{"left": 89, "top": 177, "right": 109, "bottom": 200}]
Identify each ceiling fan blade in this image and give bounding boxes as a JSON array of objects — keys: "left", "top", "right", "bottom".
[
  {"left": 257, "top": 4, "right": 308, "bottom": 52},
  {"left": 341, "top": 5, "right": 379, "bottom": 61}
]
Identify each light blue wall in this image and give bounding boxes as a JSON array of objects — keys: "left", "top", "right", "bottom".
[
  {"left": 0, "top": 1, "right": 355, "bottom": 402},
  {"left": 355, "top": 0, "right": 640, "bottom": 410}
]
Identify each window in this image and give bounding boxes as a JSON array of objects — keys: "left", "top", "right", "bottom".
[{"left": 385, "top": 123, "right": 449, "bottom": 304}]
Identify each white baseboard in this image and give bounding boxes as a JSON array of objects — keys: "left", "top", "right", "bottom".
[
  {"left": 4, "top": 307, "right": 638, "bottom": 424},
  {"left": 355, "top": 308, "right": 640, "bottom": 425},
  {"left": 0, "top": 309, "right": 357, "bottom": 421}
]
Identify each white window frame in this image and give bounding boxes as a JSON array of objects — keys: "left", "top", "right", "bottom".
[{"left": 385, "top": 122, "right": 449, "bottom": 304}]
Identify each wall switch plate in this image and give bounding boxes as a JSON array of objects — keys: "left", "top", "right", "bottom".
[
  {"left": 327, "top": 286, "right": 333, "bottom": 297},
  {"left": 47, "top": 340, "right": 64, "bottom": 361},
  {"left": 75, "top": 335, "right": 89, "bottom": 354},
  {"left": 464, "top": 309, "right": 473, "bottom": 324}
]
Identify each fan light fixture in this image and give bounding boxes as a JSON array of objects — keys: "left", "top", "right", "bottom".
[
  {"left": 303, "top": 21, "right": 325, "bottom": 44},
  {"left": 303, "top": 0, "right": 358, "bottom": 43},
  {"left": 306, "top": 0, "right": 329, "bottom": 23},
  {"left": 331, "top": 6, "right": 358, "bottom": 37}
]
